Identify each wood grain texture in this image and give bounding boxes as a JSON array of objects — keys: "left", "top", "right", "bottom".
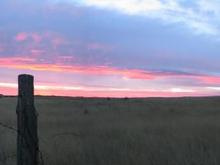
[{"left": 17, "top": 74, "right": 39, "bottom": 165}]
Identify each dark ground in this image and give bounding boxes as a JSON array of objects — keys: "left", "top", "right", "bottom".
[{"left": 1, "top": 96, "right": 220, "bottom": 165}]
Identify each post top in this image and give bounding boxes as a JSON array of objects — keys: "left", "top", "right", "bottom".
[
  {"left": 18, "top": 74, "right": 34, "bottom": 98},
  {"left": 18, "top": 74, "right": 34, "bottom": 78}
]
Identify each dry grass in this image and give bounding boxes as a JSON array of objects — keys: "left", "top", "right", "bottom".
[{"left": 1, "top": 96, "right": 220, "bottom": 165}]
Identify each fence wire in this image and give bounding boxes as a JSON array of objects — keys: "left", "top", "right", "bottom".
[{"left": 0, "top": 121, "right": 45, "bottom": 165}]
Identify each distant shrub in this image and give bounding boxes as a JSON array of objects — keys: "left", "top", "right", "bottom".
[{"left": 124, "top": 97, "right": 129, "bottom": 100}]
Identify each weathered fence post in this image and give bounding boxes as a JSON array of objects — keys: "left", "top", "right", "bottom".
[{"left": 16, "top": 74, "right": 39, "bottom": 165}]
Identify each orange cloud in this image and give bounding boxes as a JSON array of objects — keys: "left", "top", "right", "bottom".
[
  {"left": 1, "top": 56, "right": 220, "bottom": 85},
  {"left": 0, "top": 57, "right": 196, "bottom": 80},
  {"left": 0, "top": 57, "right": 158, "bottom": 80}
]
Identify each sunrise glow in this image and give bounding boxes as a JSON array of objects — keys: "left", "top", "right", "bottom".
[{"left": 0, "top": 0, "right": 220, "bottom": 97}]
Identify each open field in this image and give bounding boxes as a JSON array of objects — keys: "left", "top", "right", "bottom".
[{"left": 1, "top": 96, "right": 220, "bottom": 165}]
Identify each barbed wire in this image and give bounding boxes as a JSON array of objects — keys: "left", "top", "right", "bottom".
[
  {"left": 0, "top": 121, "right": 82, "bottom": 165},
  {"left": 0, "top": 121, "right": 45, "bottom": 165},
  {"left": 0, "top": 122, "right": 17, "bottom": 133}
]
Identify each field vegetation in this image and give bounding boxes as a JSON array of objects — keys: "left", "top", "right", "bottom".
[{"left": 1, "top": 96, "right": 220, "bottom": 165}]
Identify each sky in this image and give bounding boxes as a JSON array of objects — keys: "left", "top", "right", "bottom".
[{"left": 0, "top": 0, "right": 220, "bottom": 97}]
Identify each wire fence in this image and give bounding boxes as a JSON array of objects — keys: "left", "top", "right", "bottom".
[
  {"left": 0, "top": 121, "right": 45, "bottom": 165},
  {"left": 0, "top": 75, "right": 81, "bottom": 165},
  {"left": 0, "top": 121, "right": 81, "bottom": 165}
]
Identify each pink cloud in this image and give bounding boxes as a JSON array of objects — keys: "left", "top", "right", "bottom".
[
  {"left": 42, "top": 31, "right": 67, "bottom": 48},
  {"left": 31, "top": 33, "right": 42, "bottom": 43},
  {"left": 15, "top": 32, "right": 41, "bottom": 42},
  {"left": 15, "top": 31, "right": 65, "bottom": 46},
  {"left": 0, "top": 60, "right": 219, "bottom": 97},
  {"left": 0, "top": 57, "right": 157, "bottom": 79},
  {"left": 1, "top": 56, "right": 220, "bottom": 98},
  {"left": 0, "top": 57, "right": 36, "bottom": 65},
  {"left": 198, "top": 76, "right": 220, "bottom": 85},
  {"left": 1, "top": 56, "right": 220, "bottom": 86},
  {"left": 15, "top": 32, "right": 28, "bottom": 42}
]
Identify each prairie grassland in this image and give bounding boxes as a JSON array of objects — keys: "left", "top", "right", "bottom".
[{"left": 1, "top": 96, "right": 220, "bottom": 165}]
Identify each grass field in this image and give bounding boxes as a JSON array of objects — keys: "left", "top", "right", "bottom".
[{"left": 1, "top": 96, "right": 220, "bottom": 165}]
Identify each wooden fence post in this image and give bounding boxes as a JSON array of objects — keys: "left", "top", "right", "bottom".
[{"left": 16, "top": 74, "right": 39, "bottom": 165}]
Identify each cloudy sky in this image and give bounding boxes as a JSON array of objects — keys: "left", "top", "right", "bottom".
[{"left": 0, "top": 0, "right": 220, "bottom": 97}]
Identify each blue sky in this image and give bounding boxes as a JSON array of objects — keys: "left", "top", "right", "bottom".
[{"left": 0, "top": 0, "right": 220, "bottom": 97}]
